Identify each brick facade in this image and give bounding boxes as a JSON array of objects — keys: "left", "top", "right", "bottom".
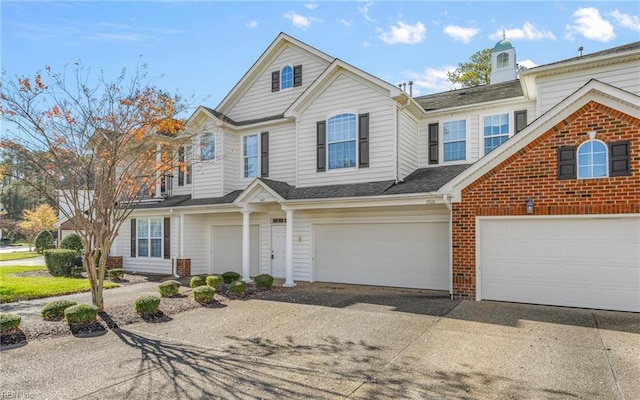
[
  {"left": 452, "top": 101, "right": 640, "bottom": 299},
  {"left": 105, "top": 256, "right": 123, "bottom": 270}
]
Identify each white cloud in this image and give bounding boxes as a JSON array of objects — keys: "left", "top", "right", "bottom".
[
  {"left": 610, "top": 10, "right": 640, "bottom": 32},
  {"left": 304, "top": 2, "right": 318, "bottom": 10},
  {"left": 518, "top": 59, "right": 537, "bottom": 69},
  {"left": 565, "top": 7, "right": 615, "bottom": 42},
  {"left": 406, "top": 65, "right": 460, "bottom": 95},
  {"left": 443, "top": 25, "right": 479, "bottom": 44},
  {"left": 283, "top": 12, "right": 313, "bottom": 30},
  {"left": 339, "top": 19, "right": 353, "bottom": 28},
  {"left": 245, "top": 20, "right": 258, "bottom": 29},
  {"left": 358, "top": 2, "right": 377, "bottom": 23},
  {"left": 489, "top": 22, "right": 555, "bottom": 41},
  {"left": 379, "top": 21, "right": 426, "bottom": 45}
]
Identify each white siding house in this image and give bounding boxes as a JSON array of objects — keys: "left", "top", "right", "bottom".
[{"left": 111, "top": 33, "right": 640, "bottom": 312}]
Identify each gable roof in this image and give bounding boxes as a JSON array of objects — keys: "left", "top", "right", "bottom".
[
  {"left": 216, "top": 33, "right": 335, "bottom": 115},
  {"left": 414, "top": 80, "right": 523, "bottom": 111},
  {"left": 441, "top": 79, "right": 640, "bottom": 201}
]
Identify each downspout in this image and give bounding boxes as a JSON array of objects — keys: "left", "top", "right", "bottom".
[
  {"left": 442, "top": 194, "right": 454, "bottom": 299},
  {"left": 395, "top": 97, "right": 411, "bottom": 183},
  {"left": 171, "top": 210, "right": 181, "bottom": 278}
]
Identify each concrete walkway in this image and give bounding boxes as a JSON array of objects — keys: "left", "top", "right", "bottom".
[{"left": 1, "top": 283, "right": 639, "bottom": 400}]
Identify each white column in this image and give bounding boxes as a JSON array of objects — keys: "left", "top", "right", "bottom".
[
  {"left": 241, "top": 210, "right": 252, "bottom": 283},
  {"left": 154, "top": 144, "right": 162, "bottom": 198},
  {"left": 283, "top": 209, "right": 296, "bottom": 287}
]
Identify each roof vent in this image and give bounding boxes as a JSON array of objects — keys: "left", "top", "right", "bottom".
[{"left": 578, "top": 46, "right": 584, "bottom": 57}]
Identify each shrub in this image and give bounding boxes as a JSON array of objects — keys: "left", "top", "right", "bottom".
[
  {"left": 59, "top": 233, "right": 83, "bottom": 254},
  {"left": 158, "top": 280, "right": 181, "bottom": 297},
  {"left": 229, "top": 280, "right": 247, "bottom": 294},
  {"left": 108, "top": 268, "right": 125, "bottom": 281},
  {"left": 0, "top": 313, "right": 22, "bottom": 332},
  {"left": 222, "top": 271, "right": 241, "bottom": 284},
  {"left": 193, "top": 285, "right": 216, "bottom": 303},
  {"left": 206, "top": 275, "right": 224, "bottom": 288},
  {"left": 44, "top": 249, "right": 77, "bottom": 276},
  {"left": 254, "top": 274, "right": 274, "bottom": 289},
  {"left": 134, "top": 295, "right": 161, "bottom": 316},
  {"left": 64, "top": 304, "right": 98, "bottom": 324},
  {"left": 41, "top": 299, "right": 77, "bottom": 321},
  {"left": 70, "top": 266, "right": 85, "bottom": 278},
  {"left": 35, "top": 230, "right": 54, "bottom": 254},
  {"left": 190, "top": 276, "right": 206, "bottom": 288}
]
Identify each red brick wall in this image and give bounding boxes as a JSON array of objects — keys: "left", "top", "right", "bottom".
[{"left": 452, "top": 101, "right": 640, "bottom": 299}]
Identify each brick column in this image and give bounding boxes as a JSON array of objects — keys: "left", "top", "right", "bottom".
[
  {"left": 177, "top": 258, "right": 191, "bottom": 276},
  {"left": 106, "top": 256, "right": 123, "bottom": 270}
]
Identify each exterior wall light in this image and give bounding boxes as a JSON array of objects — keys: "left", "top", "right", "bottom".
[{"left": 526, "top": 198, "right": 534, "bottom": 214}]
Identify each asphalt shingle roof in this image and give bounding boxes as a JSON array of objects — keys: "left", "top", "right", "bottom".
[
  {"left": 414, "top": 80, "right": 523, "bottom": 111},
  {"left": 385, "top": 164, "right": 472, "bottom": 194}
]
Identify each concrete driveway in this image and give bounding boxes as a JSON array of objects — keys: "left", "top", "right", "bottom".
[{"left": 1, "top": 283, "right": 638, "bottom": 399}]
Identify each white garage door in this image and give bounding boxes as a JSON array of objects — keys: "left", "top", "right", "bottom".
[
  {"left": 314, "top": 222, "right": 449, "bottom": 290},
  {"left": 210, "top": 225, "right": 260, "bottom": 276},
  {"left": 479, "top": 216, "right": 640, "bottom": 312}
]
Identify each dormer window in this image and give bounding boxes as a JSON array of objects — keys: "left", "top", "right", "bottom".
[
  {"left": 271, "top": 64, "right": 302, "bottom": 92},
  {"left": 497, "top": 53, "right": 509, "bottom": 68}
]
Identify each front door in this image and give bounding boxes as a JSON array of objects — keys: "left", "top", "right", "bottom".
[{"left": 271, "top": 225, "right": 286, "bottom": 278}]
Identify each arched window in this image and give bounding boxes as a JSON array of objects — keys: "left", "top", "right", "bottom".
[
  {"left": 497, "top": 53, "right": 509, "bottom": 68},
  {"left": 577, "top": 140, "right": 608, "bottom": 179},
  {"left": 281, "top": 65, "right": 293, "bottom": 89}
]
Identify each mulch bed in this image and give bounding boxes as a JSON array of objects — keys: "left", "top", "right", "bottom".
[{"left": 1, "top": 276, "right": 288, "bottom": 348}]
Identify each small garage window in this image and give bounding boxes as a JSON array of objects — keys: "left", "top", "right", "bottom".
[{"left": 577, "top": 140, "right": 608, "bottom": 179}]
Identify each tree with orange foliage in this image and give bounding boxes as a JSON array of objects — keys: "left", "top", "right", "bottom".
[
  {"left": 18, "top": 204, "right": 57, "bottom": 250},
  {"left": 1, "top": 64, "right": 194, "bottom": 309}
]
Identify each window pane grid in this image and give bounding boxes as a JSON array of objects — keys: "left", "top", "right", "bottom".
[
  {"left": 201, "top": 134, "right": 215, "bottom": 161},
  {"left": 137, "top": 218, "right": 162, "bottom": 258},
  {"left": 443, "top": 120, "right": 466, "bottom": 161},
  {"left": 281, "top": 66, "right": 293, "bottom": 89},
  {"left": 483, "top": 114, "right": 509, "bottom": 154},
  {"left": 243, "top": 135, "right": 258, "bottom": 178},
  {"left": 578, "top": 140, "right": 608, "bottom": 179},
  {"left": 327, "top": 114, "right": 356, "bottom": 169}
]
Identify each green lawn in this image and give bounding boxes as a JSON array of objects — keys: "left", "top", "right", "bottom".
[
  {"left": 0, "top": 265, "right": 119, "bottom": 303},
  {"left": 0, "top": 251, "right": 39, "bottom": 261}
]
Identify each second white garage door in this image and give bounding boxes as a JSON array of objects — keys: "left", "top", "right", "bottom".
[
  {"left": 479, "top": 216, "right": 640, "bottom": 312},
  {"left": 314, "top": 222, "right": 449, "bottom": 290}
]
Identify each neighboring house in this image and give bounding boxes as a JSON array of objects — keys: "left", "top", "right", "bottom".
[{"left": 110, "top": 33, "right": 639, "bottom": 312}]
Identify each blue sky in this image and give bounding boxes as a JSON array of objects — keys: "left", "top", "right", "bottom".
[{"left": 2, "top": 1, "right": 639, "bottom": 109}]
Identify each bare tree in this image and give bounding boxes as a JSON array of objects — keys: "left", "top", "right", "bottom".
[{"left": 1, "top": 64, "right": 193, "bottom": 309}]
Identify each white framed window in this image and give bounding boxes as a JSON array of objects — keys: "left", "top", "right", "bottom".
[
  {"left": 497, "top": 52, "right": 509, "bottom": 68},
  {"left": 578, "top": 140, "right": 608, "bottom": 179},
  {"left": 327, "top": 113, "right": 357, "bottom": 170},
  {"left": 137, "top": 218, "right": 163, "bottom": 258},
  {"left": 178, "top": 145, "right": 192, "bottom": 186},
  {"left": 483, "top": 113, "right": 510, "bottom": 154},
  {"left": 200, "top": 133, "right": 216, "bottom": 161},
  {"left": 443, "top": 120, "right": 466, "bottom": 162},
  {"left": 243, "top": 134, "right": 259, "bottom": 178},
  {"left": 281, "top": 65, "right": 293, "bottom": 90}
]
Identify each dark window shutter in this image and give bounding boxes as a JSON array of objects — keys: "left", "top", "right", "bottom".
[
  {"left": 610, "top": 141, "right": 631, "bottom": 176},
  {"left": 428, "top": 123, "right": 439, "bottom": 165},
  {"left": 293, "top": 65, "right": 302, "bottom": 87},
  {"left": 130, "top": 219, "right": 137, "bottom": 258},
  {"left": 163, "top": 217, "right": 170, "bottom": 260},
  {"left": 271, "top": 71, "right": 280, "bottom": 92},
  {"left": 557, "top": 146, "right": 576, "bottom": 180},
  {"left": 515, "top": 110, "right": 527, "bottom": 134},
  {"left": 358, "top": 113, "right": 370, "bottom": 168},
  {"left": 178, "top": 147, "right": 185, "bottom": 186},
  {"left": 316, "top": 121, "right": 326, "bottom": 172},
  {"left": 261, "top": 131, "right": 269, "bottom": 178}
]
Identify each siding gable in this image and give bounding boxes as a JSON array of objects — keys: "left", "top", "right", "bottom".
[{"left": 223, "top": 45, "right": 332, "bottom": 122}]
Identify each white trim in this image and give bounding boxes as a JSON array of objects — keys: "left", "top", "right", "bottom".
[
  {"left": 577, "top": 139, "right": 609, "bottom": 179},
  {"left": 325, "top": 111, "right": 359, "bottom": 172},
  {"left": 441, "top": 117, "right": 469, "bottom": 163},
  {"left": 480, "top": 112, "right": 511, "bottom": 156},
  {"left": 241, "top": 133, "right": 260, "bottom": 179},
  {"left": 443, "top": 80, "right": 640, "bottom": 201}
]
